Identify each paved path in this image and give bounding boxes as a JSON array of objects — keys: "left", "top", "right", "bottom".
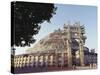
[{"left": 76, "top": 66, "right": 97, "bottom": 70}]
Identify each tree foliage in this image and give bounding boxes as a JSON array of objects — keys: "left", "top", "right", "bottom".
[{"left": 11, "top": 1, "right": 57, "bottom": 47}]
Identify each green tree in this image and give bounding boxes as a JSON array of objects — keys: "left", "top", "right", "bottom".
[{"left": 11, "top": 1, "right": 57, "bottom": 47}]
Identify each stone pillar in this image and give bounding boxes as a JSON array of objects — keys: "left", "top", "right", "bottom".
[
  {"left": 35, "top": 56, "right": 39, "bottom": 67},
  {"left": 50, "top": 55, "right": 53, "bottom": 66},
  {"left": 55, "top": 51, "right": 58, "bottom": 67},
  {"left": 67, "top": 25, "right": 72, "bottom": 68},
  {"left": 67, "top": 40, "right": 72, "bottom": 68},
  {"left": 42, "top": 55, "right": 44, "bottom": 67},
  {"left": 79, "top": 42, "right": 84, "bottom": 66},
  {"left": 61, "top": 53, "right": 64, "bottom": 68},
  {"left": 78, "top": 25, "right": 84, "bottom": 66},
  {"left": 31, "top": 55, "right": 35, "bottom": 67},
  {"left": 45, "top": 55, "right": 48, "bottom": 67},
  {"left": 40, "top": 56, "right": 43, "bottom": 66}
]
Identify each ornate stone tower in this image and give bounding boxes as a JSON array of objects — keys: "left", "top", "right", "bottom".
[
  {"left": 63, "top": 21, "right": 86, "bottom": 67},
  {"left": 78, "top": 23, "right": 86, "bottom": 66},
  {"left": 63, "top": 22, "right": 72, "bottom": 68}
]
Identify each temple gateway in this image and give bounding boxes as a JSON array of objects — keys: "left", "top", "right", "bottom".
[{"left": 12, "top": 22, "right": 97, "bottom": 73}]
